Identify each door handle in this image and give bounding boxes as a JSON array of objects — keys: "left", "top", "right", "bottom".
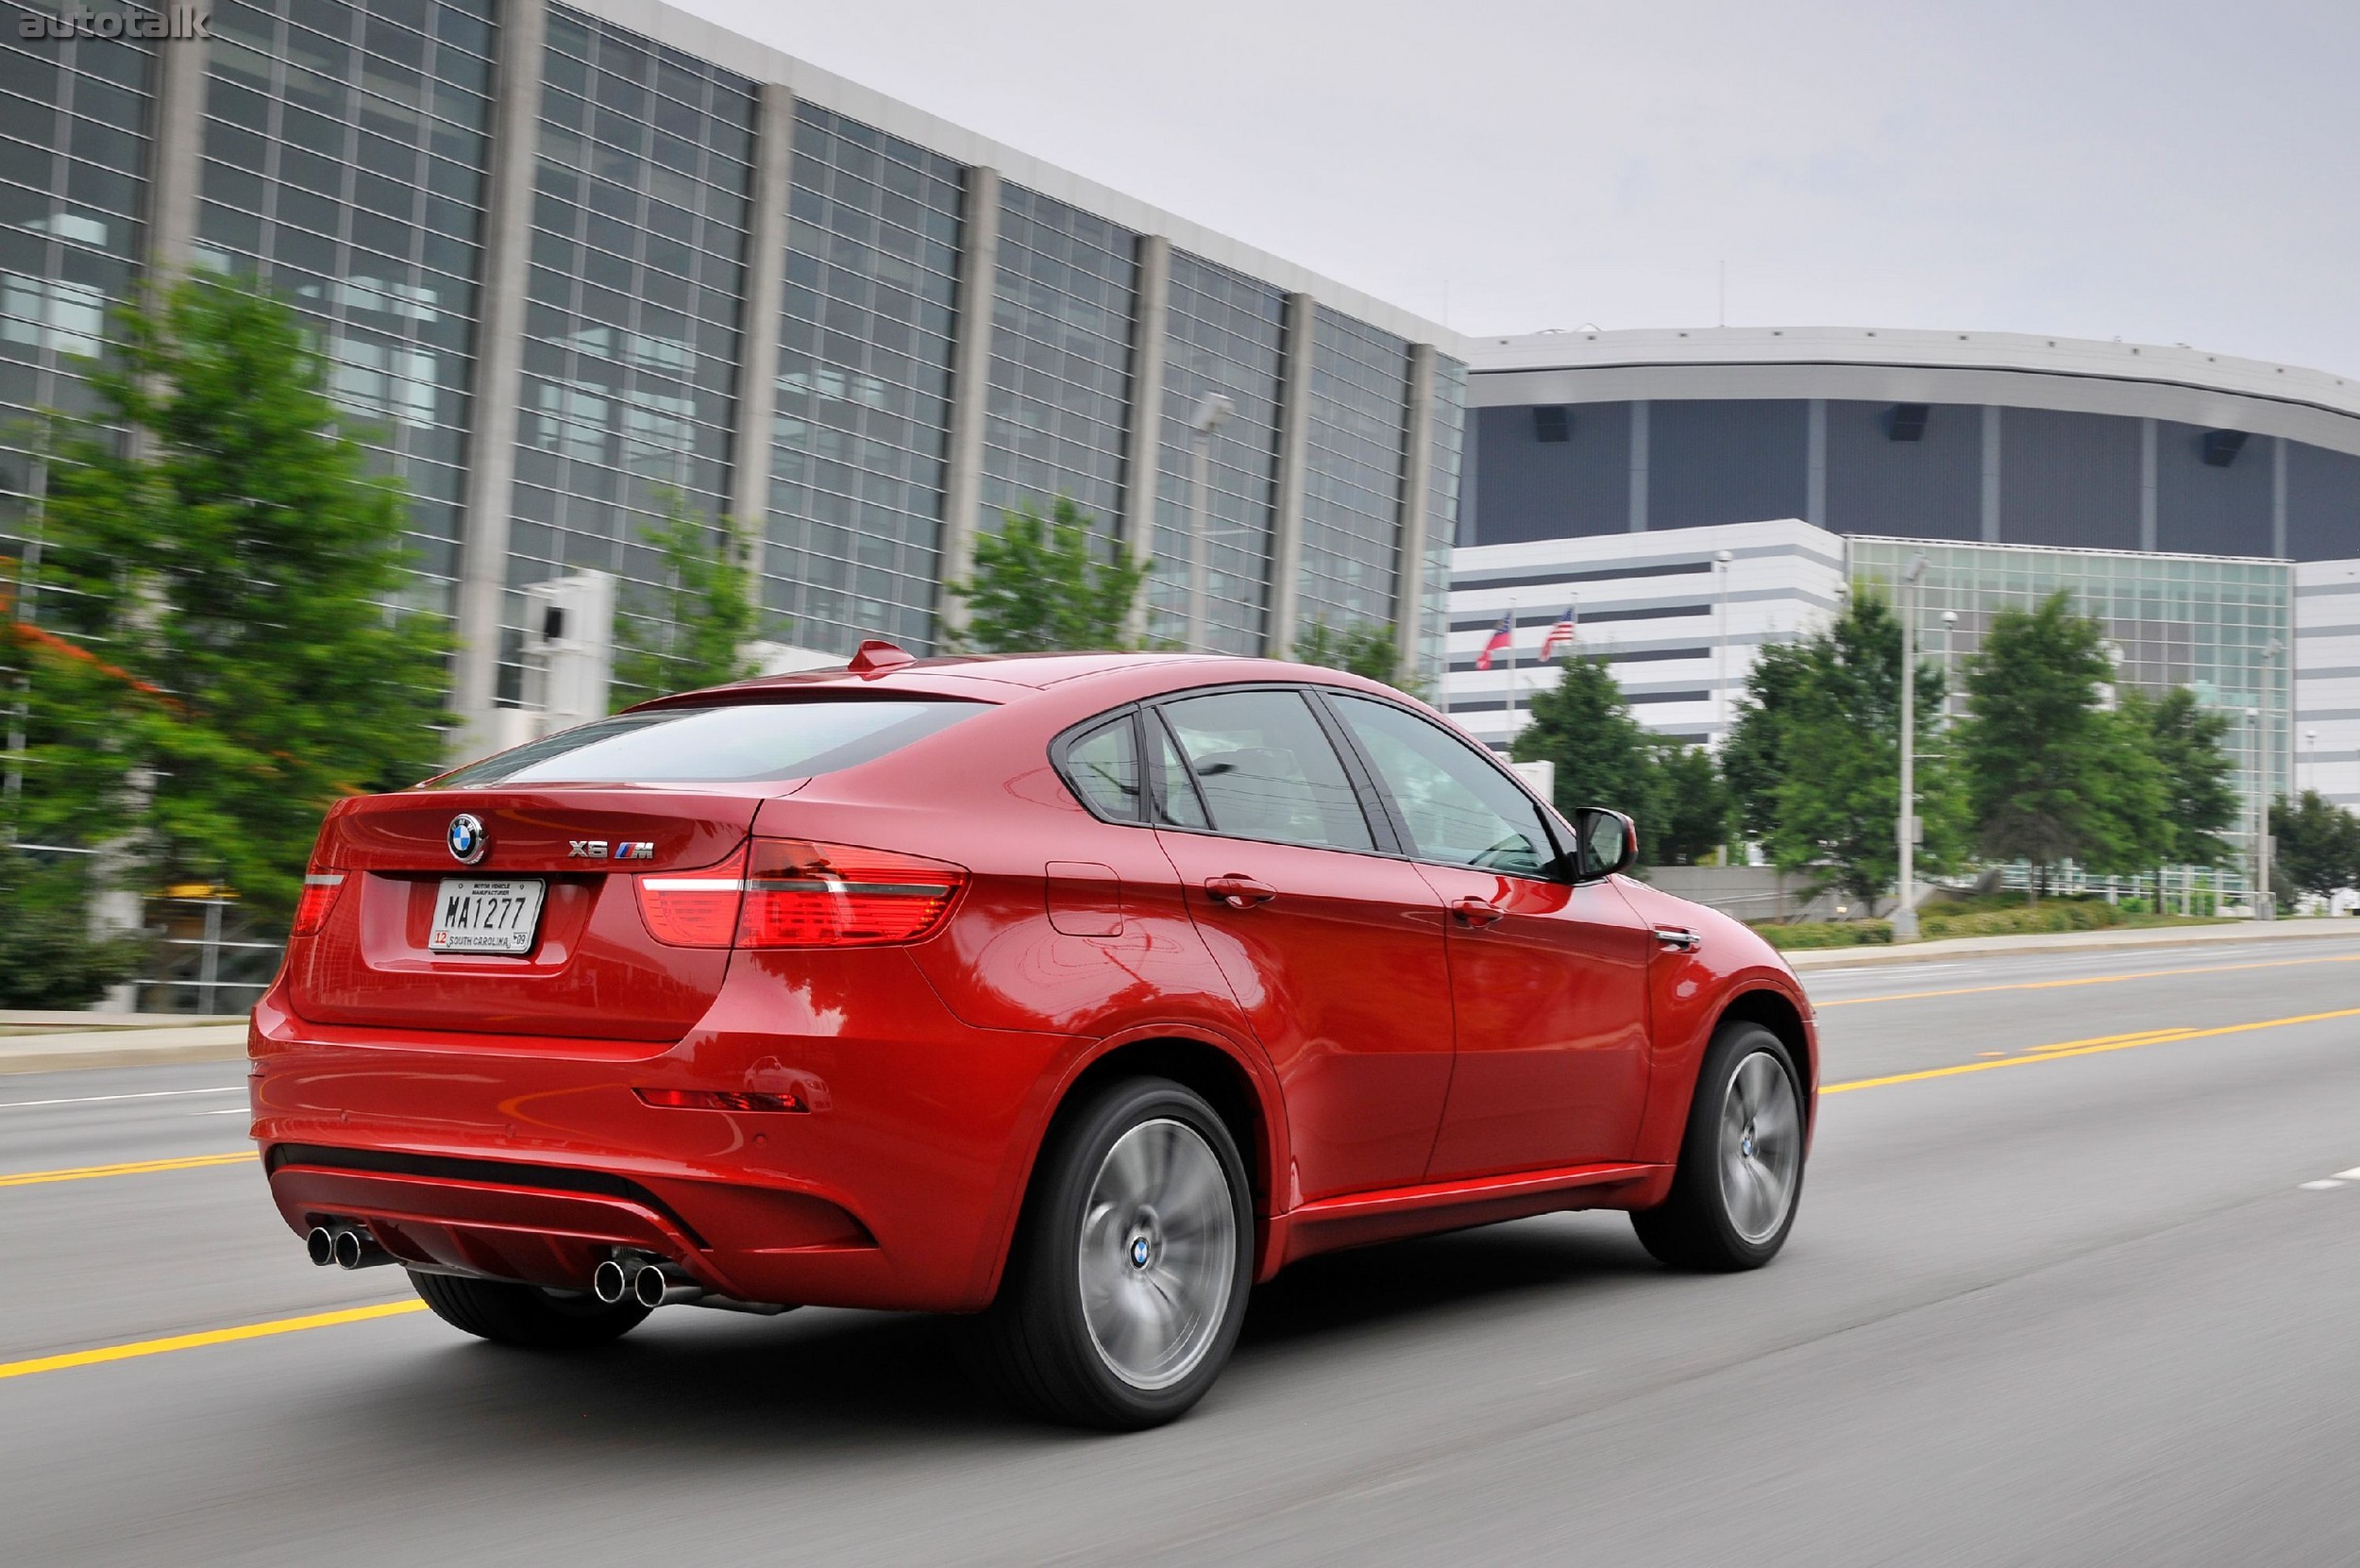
[
  {"left": 1205, "top": 874, "right": 1276, "bottom": 909},
  {"left": 1653, "top": 926, "right": 1703, "bottom": 953},
  {"left": 1450, "top": 896, "right": 1506, "bottom": 927}
]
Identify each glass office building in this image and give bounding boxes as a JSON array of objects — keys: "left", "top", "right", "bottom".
[
  {"left": 1849, "top": 536, "right": 2294, "bottom": 860},
  {"left": 0, "top": 0, "right": 1463, "bottom": 753}
]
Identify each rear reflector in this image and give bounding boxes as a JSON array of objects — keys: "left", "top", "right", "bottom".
[
  {"left": 636, "top": 1087, "right": 806, "bottom": 1114},
  {"left": 737, "top": 839, "right": 965, "bottom": 948},
  {"left": 292, "top": 871, "right": 346, "bottom": 937},
  {"left": 633, "top": 839, "right": 965, "bottom": 949}
]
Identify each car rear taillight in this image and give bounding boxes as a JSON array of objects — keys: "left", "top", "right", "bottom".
[
  {"left": 292, "top": 871, "right": 345, "bottom": 937},
  {"left": 738, "top": 839, "right": 966, "bottom": 948},
  {"left": 633, "top": 846, "right": 749, "bottom": 948},
  {"left": 633, "top": 840, "right": 966, "bottom": 949}
]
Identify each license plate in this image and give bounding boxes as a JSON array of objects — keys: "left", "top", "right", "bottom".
[{"left": 429, "top": 878, "right": 546, "bottom": 954}]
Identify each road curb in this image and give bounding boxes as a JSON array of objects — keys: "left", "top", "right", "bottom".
[
  {"left": 0, "top": 1025, "right": 249, "bottom": 1076},
  {"left": 1781, "top": 919, "right": 2360, "bottom": 969}
]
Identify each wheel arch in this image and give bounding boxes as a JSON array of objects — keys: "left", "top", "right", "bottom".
[
  {"left": 1715, "top": 986, "right": 1817, "bottom": 1127},
  {"left": 971, "top": 1029, "right": 1285, "bottom": 1307}
]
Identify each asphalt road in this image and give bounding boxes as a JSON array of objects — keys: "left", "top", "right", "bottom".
[{"left": 8, "top": 932, "right": 2360, "bottom": 1565}]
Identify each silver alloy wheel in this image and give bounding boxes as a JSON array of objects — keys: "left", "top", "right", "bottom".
[
  {"left": 1076, "top": 1117, "right": 1238, "bottom": 1391},
  {"left": 1717, "top": 1050, "right": 1802, "bottom": 1244}
]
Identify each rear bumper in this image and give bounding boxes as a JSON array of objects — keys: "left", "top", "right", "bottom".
[{"left": 248, "top": 947, "right": 1081, "bottom": 1312}]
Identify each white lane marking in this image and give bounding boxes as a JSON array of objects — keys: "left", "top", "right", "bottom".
[
  {"left": 0, "top": 1087, "right": 244, "bottom": 1111},
  {"left": 2300, "top": 1180, "right": 2346, "bottom": 1190},
  {"left": 194, "top": 1107, "right": 249, "bottom": 1116},
  {"left": 2337, "top": 1168, "right": 2360, "bottom": 1180}
]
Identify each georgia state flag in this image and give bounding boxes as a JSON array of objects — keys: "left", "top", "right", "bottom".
[{"left": 1474, "top": 610, "right": 1513, "bottom": 671}]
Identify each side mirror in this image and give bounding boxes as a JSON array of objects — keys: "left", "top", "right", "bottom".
[{"left": 1567, "top": 807, "right": 1638, "bottom": 881}]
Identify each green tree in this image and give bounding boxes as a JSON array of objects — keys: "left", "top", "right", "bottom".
[
  {"left": 1956, "top": 591, "right": 2142, "bottom": 899},
  {"left": 1646, "top": 736, "right": 1732, "bottom": 867},
  {"left": 611, "top": 490, "right": 769, "bottom": 703},
  {"left": 1294, "top": 616, "right": 1429, "bottom": 700},
  {"left": 947, "top": 497, "right": 1147, "bottom": 652},
  {"left": 0, "top": 847, "right": 143, "bottom": 1009},
  {"left": 1722, "top": 588, "right": 1962, "bottom": 902},
  {"left": 18, "top": 273, "right": 447, "bottom": 922},
  {"left": 1511, "top": 653, "right": 1662, "bottom": 850},
  {"left": 2272, "top": 790, "right": 2360, "bottom": 903},
  {"left": 2126, "top": 685, "right": 2239, "bottom": 869}
]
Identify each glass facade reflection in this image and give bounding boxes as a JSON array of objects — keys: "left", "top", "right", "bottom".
[
  {"left": 1850, "top": 535, "right": 2296, "bottom": 858},
  {"left": 510, "top": 3, "right": 752, "bottom": 697},
  {"left": 0, "top": 0, "right": 153, "bottom": 566},
  {"left": 1, "top": 0, "right": 1458, "bottom": 733},
  {"left": 1149, "top": 250, "right": 1283, "bottom": 654},
  {"left": 1297, "top": 304, "right": 1410, "bottom": 640},
  {"left": 980, "top": 183, "right": 1136, "bottom": 548},
  {"left": 767, "top": 101, "right": 962, "bottom": 653},
  {"left": 1418, "top": 355, "right": 1467, "bottom": 683},
  {"left": 194, "top": 0, "right": 496, "bottom": 606}
]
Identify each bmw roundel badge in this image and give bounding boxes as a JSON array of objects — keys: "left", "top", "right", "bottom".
[{"left": 447, "top": 812, "right": 488, "bottom": 865}]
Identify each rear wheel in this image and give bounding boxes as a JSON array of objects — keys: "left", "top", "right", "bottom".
[
  {"left": 968, "top": 1077, "right": 1253, "bottom": 1430},
  {"left": 1631, "top": 1021, "right": 1806, "bottom": 1271},
  {"left": 410, "top": 1270, "right": 651, "bottom": 1350}
]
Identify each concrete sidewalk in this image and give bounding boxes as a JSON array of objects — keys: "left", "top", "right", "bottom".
[
  {"left": 1779, "top": 916, "right": 2360, "bottom": 969},
  {"left": 0, "top": 1020, "right": 249, "bottom": 1075}
]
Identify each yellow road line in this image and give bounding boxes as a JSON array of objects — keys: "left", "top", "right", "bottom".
[
  {"left": 1816, "top": 953, "right": 2360, "bottom": 1008},
  {"left": 0, "top": 1301, "right": 427, "bottom": 1381},
  {"left": 1824, "top": 1005, "right": 2360, "bottom": 1092},
  {"left": 0, "top": 1151, "right": 255, "bottom": 1188}
]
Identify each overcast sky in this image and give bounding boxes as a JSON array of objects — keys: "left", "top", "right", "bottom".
[{"left": 679, "top": 0, "right": 2360, "bottom": 374}]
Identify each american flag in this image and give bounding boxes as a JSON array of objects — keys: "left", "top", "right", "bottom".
[
  {"left": 1539, "top": 605, "right": 1578, "bottom": 662},
  {"left": 1474, "top": 610, "right": 1513, "bottom": 671}
]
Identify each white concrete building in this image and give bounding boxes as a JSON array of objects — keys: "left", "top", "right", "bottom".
[
  {"left": 1444, "top": 518, "right": 1846, "bottom": 753},
  {"left": 2297, "top": 560, "right": 2360, "bottom": 808}
]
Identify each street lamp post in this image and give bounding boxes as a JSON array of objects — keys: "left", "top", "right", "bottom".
[
  {"left": 1714, "top": 549, "right": 1733, "bottom": 745},
  {"left": 2305, "top": 728, "right": 2318, "bottom": 796},
  {"left": 2258, "top": 638, "right": 2284, "bottom": 919},
  {"left": 1893, "top": 553, "right": 1929, "bottom": 941},
  {"left": 1940, "top": 608, "right": 1960, "bottom": 723},
  {"left": 1183, "top": 393, "right": 1235, "bottom": 653},
  {"left": 2248, "top": 707, "right": 2267, "bottom": 919}
]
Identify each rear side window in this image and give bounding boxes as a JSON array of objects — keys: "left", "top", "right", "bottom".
[
  {"left": 434, "top": 700, "right": 981, "bottom": 787},
  {"left": 1157, "top": 689, "right": 1374, "bottom": 852},
  {"left": 1060, "top": 715, "right": 1143, "bottom": 820}
]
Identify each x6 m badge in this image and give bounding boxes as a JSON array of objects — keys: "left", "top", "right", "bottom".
[{"left": 568, "top": 840, "right": 655, "bottom": 860}]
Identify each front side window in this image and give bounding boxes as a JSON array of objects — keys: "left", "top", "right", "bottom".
[
  {"left": 1156, "top": 689, "right": 1374, "bottom": 852},
  {"left": 1328, "top": 695, "right": 1558, "bottom": 876}
]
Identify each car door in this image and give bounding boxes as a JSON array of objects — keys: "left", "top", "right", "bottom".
[
  {"left": 1322, "top": 691, "right": 1654, "bottom": 1178},
  {"left": 1149, "top": 687, "right": 1457, "bottom": 1203}
]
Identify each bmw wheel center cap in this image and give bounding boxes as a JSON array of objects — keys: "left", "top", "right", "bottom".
[{"left": 447, "top": 812, "right": 488, "bottom": 865}]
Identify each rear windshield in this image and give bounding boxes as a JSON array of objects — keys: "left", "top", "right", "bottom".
[{"left": 432, "top": 700, "right": 982, "bottom": 787}]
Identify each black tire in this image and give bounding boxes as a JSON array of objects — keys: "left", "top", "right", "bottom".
[
  {"left": 1631, "top": 1020, "right": 1807, "bottom": 1272},
  {"left": 967, "top": 1077, "right": 1254, "bottom": 1430},
  {"left": 409, "top": 1269, "right": 652, "bottom": 1350}
]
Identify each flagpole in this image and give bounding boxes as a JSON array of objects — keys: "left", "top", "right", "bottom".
[{"left": 1507, "top": 597, "right": 1518, "bottom": 736}]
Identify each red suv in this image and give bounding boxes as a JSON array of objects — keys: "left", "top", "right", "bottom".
[{"left": 253, "top": 648, "right": 1814, "bottom": 1428}]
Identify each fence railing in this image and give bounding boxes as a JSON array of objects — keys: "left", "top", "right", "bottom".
[
  {"left": 1984, "top": 862, "right": 2255, "bottom": 915},
  {"left": 129, "top": 895, "right": 282, "bottom": 1015}
]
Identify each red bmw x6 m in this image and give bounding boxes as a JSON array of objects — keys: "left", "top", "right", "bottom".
[{"left": 252, "top": 646, "right": 1815, "bottom": 1428}]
